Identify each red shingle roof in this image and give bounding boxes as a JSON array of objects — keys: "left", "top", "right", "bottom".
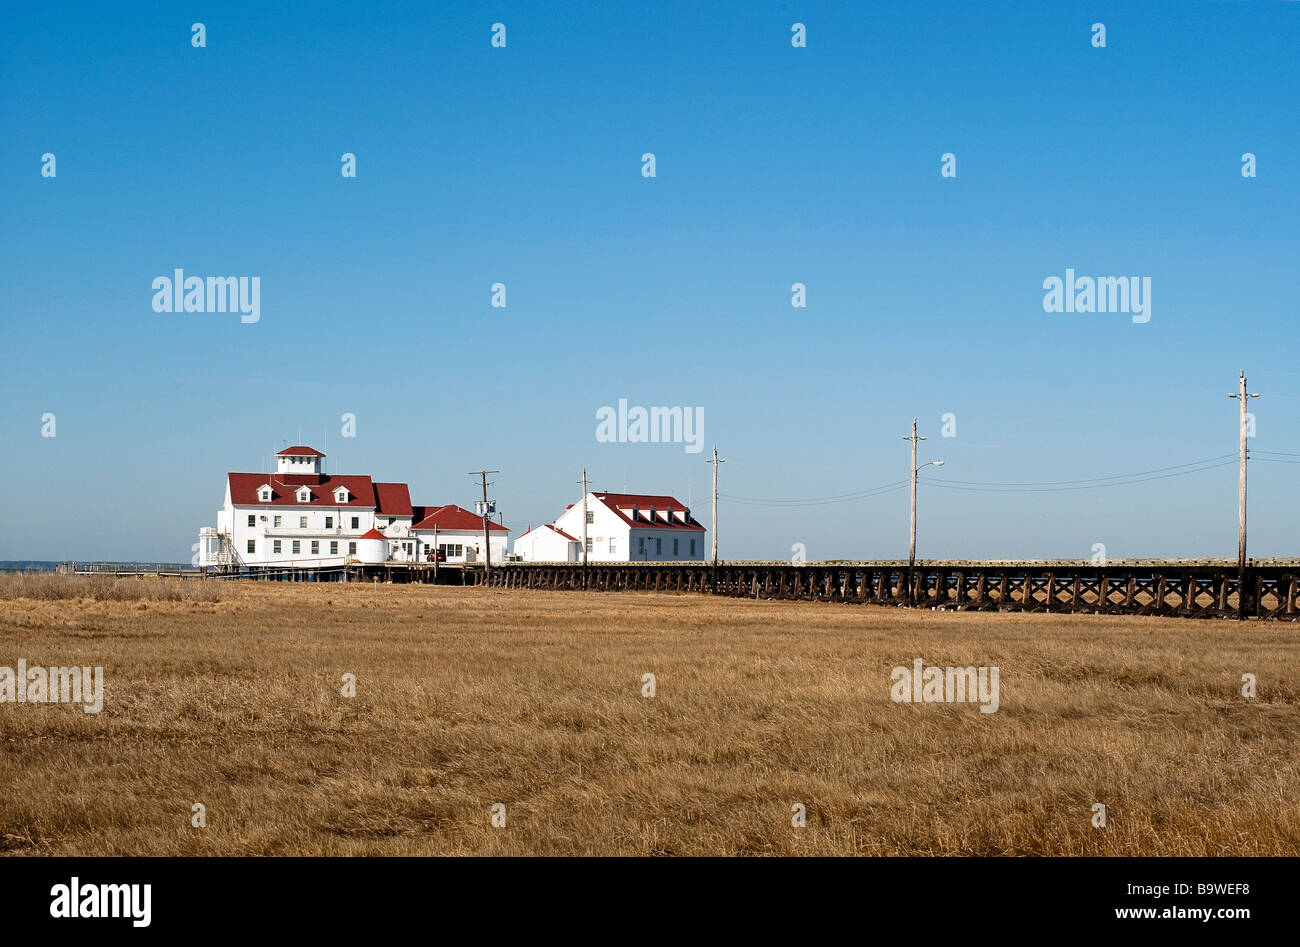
[
  {"left": 373, "top": 482, "right": 413, "bottom": 517},
  {"left": 358, "top": 528, "right": 386, "bottom": 540},
  {"left": 517, "top": 523, "right": 579, "bottom": 543},
  {"left": 276, "top": 446, "right": 325, "bottom": 457},
  {"left": 228, "top": 473, "right": 376, "bottom": 507},
  {"left": 411, "top": 504, "right": 509, "bottom": 532},
  {"left": 592, "top": 493, "right": 705, "bottom": 531}
]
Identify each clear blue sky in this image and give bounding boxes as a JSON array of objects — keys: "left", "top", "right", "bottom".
[{"left": 3, "top": 1, "right": 1297, "bottom": 562}]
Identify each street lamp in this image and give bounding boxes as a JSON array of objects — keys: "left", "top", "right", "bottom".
[{"left": 902, "top": 419, "right": 944, "bottom": 602}]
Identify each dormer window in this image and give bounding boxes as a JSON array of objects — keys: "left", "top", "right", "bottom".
[
  {"left": 334, "top": 487, "right": 350, "bottom": 503},
  {"left": 260, "top": 489, "right": 271, "bottom": 502},
  {"left": 297, "top": 487, "right": 312, "bottom": 503},
  {"left": 257, "top": 483, "right": 274, "bottom": 502}
]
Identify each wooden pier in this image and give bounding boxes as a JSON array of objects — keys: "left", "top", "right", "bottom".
[
  {"left": 482, "top": 559, "right": 1300, "bottom": 620},
  {"left": 58, "top": 558, "right": 1300, "bottom": 619}
]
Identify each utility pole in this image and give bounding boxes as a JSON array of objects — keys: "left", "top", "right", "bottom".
[
  {"left": 705, "top": 446, "right": 724, "bottom": 571},
  {"left": 902, "top": 420, "right": 944, "bottom": 603},
  {"left": 577, "top": 469, "right": 589, "bottom": 588},
  {"left": 468, "top": 469, "right": 499, "bottom": 580},
  {"left": 1228, "top": 371, "right": 1259, "bottom": 619}
]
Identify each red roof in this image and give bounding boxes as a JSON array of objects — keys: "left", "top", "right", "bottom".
[
  {"left": 592, "top": 493, "right": 705, "bottom": 531},
  {"left": 518, "top": 523, "right": 579, "bottom": 543},
  {"left": 411, "top": 504, "right": 509, "bottom": 532},
  {"left": 228, "top": 473, "right": 377, "bottom": 507},
  {"left": 373, "top": 482, "right": 413, "bottom": 517},
  {"left": 358, "top": 528, "right": 386, "bottom": 540},
  {"left": 276, "top": 446, "right": 325, "bottom": 457}
]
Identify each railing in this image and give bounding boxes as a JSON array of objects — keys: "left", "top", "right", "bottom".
[{"left": 483, "top": 560, "right": 1300, "bottom": 620}]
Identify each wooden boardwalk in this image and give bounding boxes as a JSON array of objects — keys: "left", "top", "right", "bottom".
[{"left": 482, "top": 559, "right": 1300, "bottom": 620}]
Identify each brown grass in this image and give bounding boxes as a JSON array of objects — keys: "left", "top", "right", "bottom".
[
  {"left": 0, "top": 572, "right": 224, "bottom": 603},
  {"left": 1, "top": 579, "right": 1297, "bottom": 856}
]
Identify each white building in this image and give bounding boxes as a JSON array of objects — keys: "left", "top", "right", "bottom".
[
  {"left": 197, "top": 446, "right": 509, "bottom": 569},
  {"left": 411, "top": 504, "right": 510, "bottom": 564},
  {"left": 514, "top": 492, "right": 706, "bottom": 562},
  {"left": 513, "top": 523, "right": 582, "bottom": 562}
]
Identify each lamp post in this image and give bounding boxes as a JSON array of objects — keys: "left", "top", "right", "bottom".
[{"left": 903, "top": 419, "right": 944, "bottom": 602}]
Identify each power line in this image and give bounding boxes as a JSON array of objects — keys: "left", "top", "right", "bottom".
[
  {"left": 718, "top": 453, "right": 1244, "bottom": 505},
  {"left": 929, "top": 454, "right": 1236, "bottom": 488},
  {"left": 920, "top": 458, "right": 1236, "bottom": 493},
  {"left": 720, "top": 480, "right": 909, "bottom": 507}
]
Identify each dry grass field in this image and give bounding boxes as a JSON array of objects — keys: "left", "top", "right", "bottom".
[{"left": 1, "top": 574, "right": 1298, "bottom": 856}]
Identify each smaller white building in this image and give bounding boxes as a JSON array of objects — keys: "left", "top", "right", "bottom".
[
  {"left": 514, "top": 492, "right": 706, "bottom": 562},
  {"left": 513, "top": 524, "right": 582, "bottom": 562},
  {"left": 411, "top": 504, "right": 510, "bottom": 564}
]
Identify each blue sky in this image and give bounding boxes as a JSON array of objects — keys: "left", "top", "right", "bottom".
[{"left": 2, "top": 1, "right": 1298, "bottom": 562}]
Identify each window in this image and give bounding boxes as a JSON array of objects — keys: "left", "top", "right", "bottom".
[
  {"left": 297, "top": 488, "right": 310, "bottom": 502},
  {"left": 299, "top": 516, "right": 307, "bottom": 529},
  {"left": 585, "top": 538, "right": 593, "bottom": 553},
  {"left": 386, "top": 518, "right": 394, "bottom": 526},
  {"left": 609, "top": 537, "right": 617, "bottom": 554},
  {"left": 423, "top": 543, "right": 430, "bottom": 553},
  {"left": 311, "top": 541, "right": 320, "bottom": 555},
  {"left": 247, "top": 514, "right": 255, "bottom": 527},
  {"left": 655, "top": 538, "right": 662, "bottom": 556},
  {"left": 260, "top": 489, "right": 270, "bottom": 501},
  {"left": 247, "top": 539, "right": 256, "bottom": 553},
  {"left": 585, "top": 510, "right": 594, "bottom": 524},
  {"left": 350, "top": 516, "right": 359, "bottom": 529},
  {"left": 440, "top": 543, "right": 464, "bottom": 558},
  {"left": 273, "top": 540, "right": 281, "bottom": 554},
  {"left": 638, "top": 537, "right": 645, "bottom": 555},
  {"left": 348, "top": 542, "right": 356, "bottom": 555},
  {"left": 691, "top": 539, "right": 696, "bottom": 556},
  {"left": 329, "top": 541, "right": 338, "bottom": 555},
  {"left": 325, "top": 516, "right": 333, "bottom": 529},
  {"left": 292, "top": 540, "right": 301, "bottom": 554},
  {"left": 673, "top": 538, "right": 679, "bottom": 557},
  {"left": 273, "top": 515, "right": 281, "bottom": 527}
]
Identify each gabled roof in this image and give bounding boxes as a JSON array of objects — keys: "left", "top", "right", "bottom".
[
  {"left": 517, "top": 523, "right": 579, "bottom": 543},
  {"left": 228, "top": 473, "right": 376, "bottom": 507},
  {"left": 373, "top": 482, "right": 413, "bottom": 517},
  {"left": 358, "top": 528, "right": 386, "bottom": 540},
  {"left": 276, "top": 446, "right": 325, "bottom": 457},
  {"left": 591, "top": 492, "right": 705, "bottom": 531},
  {"left": 411, "top": 504, "right": 509, "bottom": 532}
]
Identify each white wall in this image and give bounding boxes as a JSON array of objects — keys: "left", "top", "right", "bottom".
[
  {"left": 413, "top": 528, "right": 509, "bottom": 564},
  {"left": 514, "top": 528, "right": 579, "bottom": 562},
  {"left": 221, "top": 502, "right": 379, "bottom": 566}
]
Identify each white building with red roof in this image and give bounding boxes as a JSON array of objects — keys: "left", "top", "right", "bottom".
[
  {"left": 513, "top": 523, "right": 582, "bottom": 562},
  {"left": 411, "top": 504, "right": 509, "bottom": 564},
  {"left": 197, "top": 446, "right": 508, "bottom": 569},
  {"left": 514, "top": 492, "right": 706, "bottom": 562}
]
